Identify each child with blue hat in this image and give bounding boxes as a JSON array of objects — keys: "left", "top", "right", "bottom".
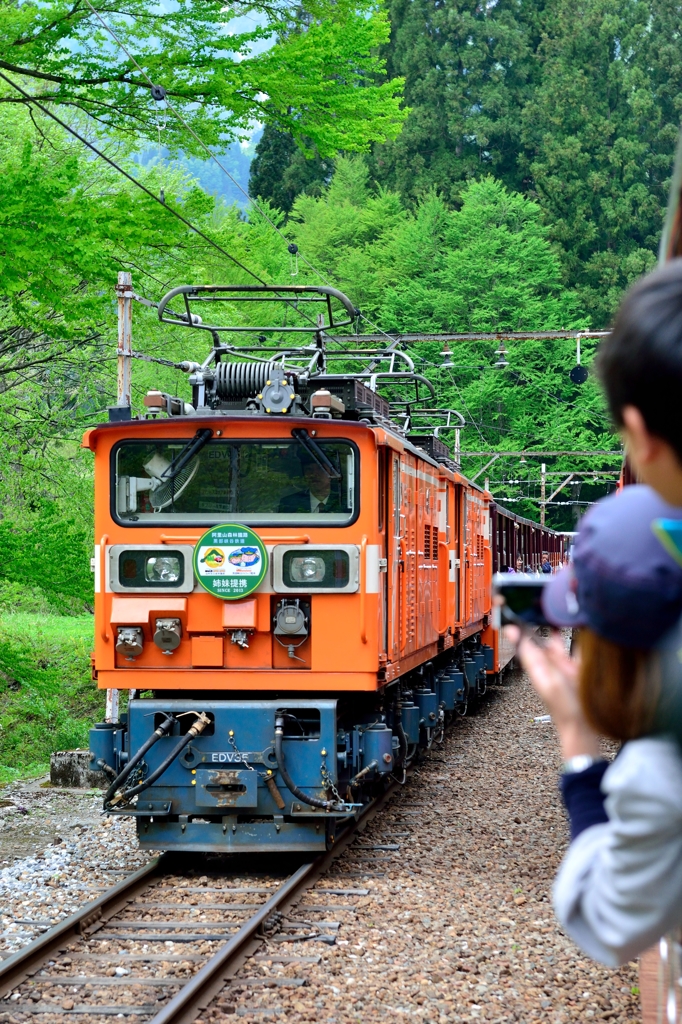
[{"left": 513, "top": 260, "right": 682, "bottom": 1021}]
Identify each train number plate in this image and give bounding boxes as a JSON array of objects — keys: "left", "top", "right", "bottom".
[{"left": 181, "top": 747, "right": 273, "bottom": 768}]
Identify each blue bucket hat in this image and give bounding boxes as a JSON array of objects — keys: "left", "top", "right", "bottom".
[{"left": 542, "top": 485, "right": 682, "bottom": 648}]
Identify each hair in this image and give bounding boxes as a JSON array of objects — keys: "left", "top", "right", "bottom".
[
  {"left": 597, "top": 259, "right": 682, "bottom": 463},
  {"left": 577, "top": 628, "right": 660, "bottom": 741}
]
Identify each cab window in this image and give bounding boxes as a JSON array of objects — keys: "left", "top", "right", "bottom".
[{"left": 114, "top": 439, "right": 357, "bottom": 526}]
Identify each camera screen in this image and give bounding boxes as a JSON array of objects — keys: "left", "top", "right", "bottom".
[{"left": 493, "top": 575, "right": 551, "bottom": 627}]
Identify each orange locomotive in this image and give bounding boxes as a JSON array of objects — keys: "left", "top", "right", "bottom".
[{"left": 86, "top": 285, "right": 556, "bottom": 852}]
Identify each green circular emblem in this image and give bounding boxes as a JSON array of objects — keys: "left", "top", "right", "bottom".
[{"left": 193, "top": 524, "right": 268, "bottom": 600}]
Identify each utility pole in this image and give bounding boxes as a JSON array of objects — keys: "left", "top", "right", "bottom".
[
  {"left": 540, "top": 463, "right": 546, "bottom": 527},
  {"left": 105, "top": 688, "right": 119, "bottom": 724},
  {"left": 116, "top": 271, "right": 133, "bottom": 408},
  {"left": 106, "top": 271, "right": 132, "bottom": 726}
]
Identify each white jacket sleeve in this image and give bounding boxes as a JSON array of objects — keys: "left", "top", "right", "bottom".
[{"left": 553, "top": 737, "right": 682, "bottom": 966}]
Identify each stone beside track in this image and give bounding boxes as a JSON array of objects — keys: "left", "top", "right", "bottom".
[
  {"left": 0, "top": 661, "right": 640, "bottom": 1023},
  {"left": 198, "top": 665, "right": 639, "bottom": 1024}
]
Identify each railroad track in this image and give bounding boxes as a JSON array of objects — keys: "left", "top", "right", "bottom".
[{"left": 0, "top": 786, "right": 397, "bottom": 1023}]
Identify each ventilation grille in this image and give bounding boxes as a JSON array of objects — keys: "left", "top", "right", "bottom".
[{"left": 424, "top": 525, "right": 439, "bottom": 561}]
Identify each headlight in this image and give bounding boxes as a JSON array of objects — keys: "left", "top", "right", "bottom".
[
  {"left": 117, "top": 549, "right": 185, "bottom": 589},
  {"left": 290, "top": 556, "right": 326, "bottom": 583},
  {"left": 283, "top": 549, "right": 350, "bottom": 589},
  {"left": 146, "top": 556, "right": 181, "bottom": 583}
]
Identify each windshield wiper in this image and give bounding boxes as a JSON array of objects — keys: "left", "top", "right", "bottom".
[
  {"left": 291, "top": 428, "right": 341, "bottom": 479},
  {"left": 161, "top": 428, "right": 213, "bottom": 483}
]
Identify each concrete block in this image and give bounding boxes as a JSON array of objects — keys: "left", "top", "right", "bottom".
[{"left": 50, "top": 750, "right": 107, "bottom": 789}]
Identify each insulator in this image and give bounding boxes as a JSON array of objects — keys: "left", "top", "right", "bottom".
[{"left": 214, "top": 360, "right": 279, "bottom": 400}]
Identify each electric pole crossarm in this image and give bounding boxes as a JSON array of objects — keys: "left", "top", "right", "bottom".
[
  {"left": 547, "top": 474, "right": 576, "bottom": 503},
  {"left": 470, "top": 454, "right": 500, "bottom": 483}
]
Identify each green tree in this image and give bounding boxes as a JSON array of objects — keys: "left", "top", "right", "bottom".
[
  {"left": 519, "top": 0, "right": 678, "bottom": 326},
  {"left": 259, "top": 0, "right": 682, "bottom": 327},
  {"left": 256, "top": 0, "right": 540, "bottom": 207},
  {"left": 366, "top": 0, "right": 541, "bottom": 203},
  {"left": 249, "top": 126, "right": 332, "bottom": 212},
  {"left": 290, "top": 160, "right": 583, "bottom": 330},
  {"left": 0, "top": 0, "right": 406, "bottom": 155},
  {"left": 287, "top": 158, "right": 612, "bottom": 528}
]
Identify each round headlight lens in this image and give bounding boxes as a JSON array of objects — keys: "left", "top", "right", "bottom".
[
  {"left": 146, "top": 556, "right": 181, "bottom": 583},
  {"left": 283, "top": 550, "right": 351, "bottom": 588},
  {"left": 290, "top": 556, "right": 326, "bottom": 583}
]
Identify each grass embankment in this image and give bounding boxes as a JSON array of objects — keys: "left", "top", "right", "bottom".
[{"left": 0, "top": 614, "right": 101, "bottom": 784}]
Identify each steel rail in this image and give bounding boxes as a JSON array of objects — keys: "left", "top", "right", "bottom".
[
  {"left": 147, "top": 861, "right": 316, "bottom": 1024},
  {"left": 0, "top": 781, "right": 400, "bottom": 1024},
  {"left": 147, "top": 783, "right": 400, "bottom": 1024},
  {"left": 0, "top": 857, "right": 162, "bottom": 997}
]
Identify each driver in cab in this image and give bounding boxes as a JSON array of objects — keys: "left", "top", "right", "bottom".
[{"left": 279, "top": 453, "right": 345, "bottom": 514}]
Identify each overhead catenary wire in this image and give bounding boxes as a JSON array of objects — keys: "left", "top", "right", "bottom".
[
  {"left": 81, "top": 0, "right": 299, "bottom": 250},
  {"left": 54, "top": 0, "right": 612, "bottom": 409},
  {"left": 79, "top": 0, "right": 418, "bottom": 356},
  {"left": 0, "top": 71, "right": 269, "bottom": 286},
  {"left": 8, "top": 14, "right": 608, "bottom": 481},
  {"left": 0, "top": 68, "right": 461, "bottom": 416},
  {"left": 0, "top": 70, "right": 332, "bottom": 347},
  {"left": 72, "top": 0, "right": 598, "bottom": 410}
]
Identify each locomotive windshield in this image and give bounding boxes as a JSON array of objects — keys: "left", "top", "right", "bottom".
[{"left": 113, "top": 438, "right": 357, "bottom": 526}]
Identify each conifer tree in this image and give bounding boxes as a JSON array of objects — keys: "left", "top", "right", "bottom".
[
  {"left": 366, "top": 0, "right": 541, "bottom": 203},
  {"left": 520, "top": 0, "right": 680, "bottom": 325},
  {"left": 248, "top": 127, "right": 332, "bottom": 212}
]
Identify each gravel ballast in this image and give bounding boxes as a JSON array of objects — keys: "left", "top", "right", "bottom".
[
  {"left": 0, "top": 810, "right": 151, "bottom": 957},
  {"left": 200, "top": 665, "right": 639, "bottom": 1023},
  {"left": 1, "top": 663, "right": 640, "bottom": 1022}
]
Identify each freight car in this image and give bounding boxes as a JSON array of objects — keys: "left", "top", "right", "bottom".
[
  {"left": 491, "top": 503, "right": 564, "bottom": 573},
  {"left": 87, "top": 284, "right": 563, "bottom": 854}
]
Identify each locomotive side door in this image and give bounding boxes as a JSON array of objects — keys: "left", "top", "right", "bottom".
[
  {"left": 378, "top": 446, "right": 388, "bottom": 659},
  {"left": 386, "top": 453, "right": 402, "bottom": 661}
]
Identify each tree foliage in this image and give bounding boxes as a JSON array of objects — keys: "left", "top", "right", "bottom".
[
  {"left": 290, "top": 159, "right": 583, "bottom": 331},
  {"left": 0, "top": 105, "right": 618, "bottom": 611},
  {"left": 252, "top": 0, "right": 682, "bottom": 326},
  {"left": 366, "top": 0, "right": 540, "bottom": 201},
  {"left": 286, "top": 159, "right": 613, "bottom": 526},
  {"left": 249, "top": 127, "right": 332, "bottom": 213},
  {"left": 518, "top": 0, "right": 673, "bottom": 324},
  {"left": 0, "top": 0, "right": 406, "bottom": 155}
]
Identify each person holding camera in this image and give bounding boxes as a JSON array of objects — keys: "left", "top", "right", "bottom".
[
  {"left": 513, "top": 485, "right": 682, "bottom": 964},
  {"left": 509, "top": 260, "right": 682, "bottom": 1017}
]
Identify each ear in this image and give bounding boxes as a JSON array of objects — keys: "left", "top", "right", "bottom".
[{"left": 621, "top": 405, "right": 665, "bottom": 465}]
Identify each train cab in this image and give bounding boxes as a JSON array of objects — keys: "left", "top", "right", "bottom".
[{"left": 85, "top": 284, "right": 551, "bottom": 853}]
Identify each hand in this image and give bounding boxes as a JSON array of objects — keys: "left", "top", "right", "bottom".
[{"left": 505, "top": 626, "right": 600, "bottom": 760}]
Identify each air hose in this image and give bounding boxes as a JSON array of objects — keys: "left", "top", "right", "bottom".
[
  {"left": 274, "top": 715, "right": 334, "bottom": 810},
  {"left": 107, "top": 712, "right": 212, "bottom": 808},
  {"left": 103, "top": 713, "right": 175, "bottom": 805}
]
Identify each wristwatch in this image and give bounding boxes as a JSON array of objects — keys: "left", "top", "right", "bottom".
[{"left": 561, "top": 754, "right": 601, "bottom": 775}]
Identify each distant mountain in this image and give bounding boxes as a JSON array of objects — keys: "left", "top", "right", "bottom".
[{"left": 133, "top": 133, "right": 262, "bottom": 208}]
